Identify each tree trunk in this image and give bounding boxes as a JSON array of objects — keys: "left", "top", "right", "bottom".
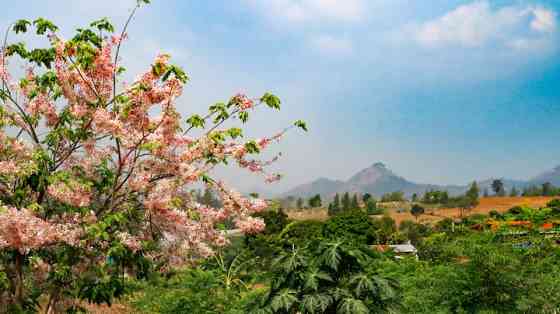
[{"left": 14, "top": 252, "right": 24, "bottom": 306}]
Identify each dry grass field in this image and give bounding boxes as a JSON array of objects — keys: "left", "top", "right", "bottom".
[{"left": 287, "top": 196, "right": 557, "bottom": 226}]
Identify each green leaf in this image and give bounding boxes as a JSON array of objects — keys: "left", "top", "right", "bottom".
[
  {"left": 33, "top": 18, "right": 58, "bottom": 35},
  {"left": 294, "top": 120, "right": 308, "bottom": 132},
  {"left": 261, "top": 92, "right": 281, "bottom": 110},
  {"left": 239, "top": 111, "right": 249, "bottom": 123},
  {"left": 226, "top": 127, "right": 243, "bottom": 139},
  {"left": 301, "top": 293, "right": 333, "bottom": 314},
  {"left": 348, "top": 274, "right": 375, "bottom": 298},
  {"left": 337, "top": 298, "right": 368, "bottom": 314},
  {"left": 244, "top": 141, "right": 260, "bottom": 154},
  {"left": 186, "top": 114, "right": 205, "bottom": 129},
  {"left": 13, "top": 19, "right": 31, "bottom": 34},
  {"left": 162, "top": 65, "right": 189, "bottom": 83},
  {"left": 5, "top": 42, "right": 28, "bottom": 58},
  {"left": 90, "top": 17, "right": 115, "bottom": 33},
  {"left": 270, "top": 289, "right": 297, "bottom": 312},
  {"left": 28, "top": 48, "right": 56, "bottom": 69},
  {"left": 319, "top": 242, "right": 342, "bottom": 271}
]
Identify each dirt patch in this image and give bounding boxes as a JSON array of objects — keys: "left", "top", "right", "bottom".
[
  {"left": 286, "top": 207, "right": 329, "bottom": 221},
  {"left": 394, "top": 196, "right": 556, "bottom": 225}
]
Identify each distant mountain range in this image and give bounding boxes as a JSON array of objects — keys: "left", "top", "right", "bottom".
[{"left": 280, "top": 162, "right": 560, "bottom": 199}]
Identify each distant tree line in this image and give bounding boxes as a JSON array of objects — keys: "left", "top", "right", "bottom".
[
  {"left": 490, "top": 179, "right": 560, "bottom": 197},
  {"left": 328, "top": 192, "right": 380, "bottom": 216}
]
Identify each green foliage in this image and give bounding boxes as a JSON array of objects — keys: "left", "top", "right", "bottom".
[
  {"left": 323, "top": 210, "right": 376, "bottom": 245},
  {"left": 491, "top": 179, "right": 505, "bottom": 196},
  {"left": 294, "top": 120, "right": 308, "bottom": 132},
  {"left": 399, "top": 220, "right": 432, "bottom": 245},
  {"left": 260, "top": 92, "right": 281, "bottom": 110},
  {"left": 278, "top": 220, "right": 324, "bottom": 247},
  {"left": 381, "top": 191, "right": 405, "bottom": 202},
  {"left": 90, "top": 18, "right": 115, "bottom": 33},
  {"left": 307, "top": 194, "right": 322, "bottom": 208},
  {"left": 251, "top": 241, "right": 399, "bottom": 313},
  {"left": 13, "top": 20, "right": 31, "bottom": 34},
  {"left": 128, "top": 268, "right": 253, "bottom": 314},
  {"left": 410, "top": 204, "right": 425, "bottom": 221},
  {"left": 365, "top": 199, "right": 382, "bottom": 215},
  {"left": 371, "top": 216, "right": 398, "bottom": 244},
  {"left": 422, "top": 189, "right": 449, "bottom": 204}
]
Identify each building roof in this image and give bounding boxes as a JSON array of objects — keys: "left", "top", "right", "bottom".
[{"left": 388, "top": 243, "right": 417, "bottom": 254}]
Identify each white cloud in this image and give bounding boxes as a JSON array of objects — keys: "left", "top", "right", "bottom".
[
  {"left": 247, "top": 0, "right": 365, "bottom": 24},
  {"left": 312, "top": 35, "right": 353, "bottom": 56},
  {"left": 413, "top": 1, "right": 557, "bottom": 49},
  {"left": 531, "top": 7, "right": 557, "bottom": 32}
]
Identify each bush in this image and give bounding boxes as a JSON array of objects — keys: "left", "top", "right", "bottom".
[
  {"left": 278, "top": 220, "right": 324, "bottom": 246},
  {"left": 508, "top": 206, "right": 524, "bottom": 215},
  {"left": 371, "top": 215, "right": 398, "bottom": 244},
  {"left": 399, "top": 220, "right": 432, "bottom": 245},
  {"left": 128, "top": 268, "right": 248, "bottom": 314},
  {"left": 253, "top": 209, "right": 290, "bottom": 235},
  {"left": 489, "top": 210, "right": 502, "bottom": 219},
  {"left": 323, "top": 210, "right": 376, "bottom": 244},
  {"left": 547, "top": 199, "right": 560, "bottom": 209}
]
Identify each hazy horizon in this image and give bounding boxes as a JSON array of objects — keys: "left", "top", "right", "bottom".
[{"left": 4, "top": 0, "right": 560, "bottom": 194}]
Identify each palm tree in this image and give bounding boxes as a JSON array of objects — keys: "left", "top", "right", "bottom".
[{"left": 250, "top": 241, "right": 400, "bottom": 313}]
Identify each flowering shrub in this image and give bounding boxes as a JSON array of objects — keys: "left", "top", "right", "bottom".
[{"left": 0, "top": 1, "right": 305, "bottom": 311}]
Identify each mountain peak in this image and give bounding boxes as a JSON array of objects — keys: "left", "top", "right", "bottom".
[{"left": 372, "top": 162, "right": 387, "bottom": 169}]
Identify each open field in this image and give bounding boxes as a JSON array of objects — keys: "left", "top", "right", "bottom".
[{"left": 287, "top": 196, "right": 557, "bottom": 225}]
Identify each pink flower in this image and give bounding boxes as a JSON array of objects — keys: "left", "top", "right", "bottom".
[
  {"left": 47, "top": 181, "right": 92, "bottom": 207},
  {"left": 232, "top": 93, "right": 254, "bottom": 110},
  {"left": 235, "top": 216, "right": 265, "bottom": 234},
  {"left": 0, "top": 206, "right": 80, "bottom": 253}
]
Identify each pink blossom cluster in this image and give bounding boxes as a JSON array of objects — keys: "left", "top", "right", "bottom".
[
  {"left": 0, "top": 206, "right": 80, "bottom": 254},
  {"left": 231, "top": 93, "right": 254, "bottom": 110},
  {"left": 47, "top": 181, "right": 92, "bottom": 207},
  {"left": 26, "top": 93, "right": 58, "bottom": 126},
  {"left": 116, "top": 232, "right": 142, "bottom": 253}
]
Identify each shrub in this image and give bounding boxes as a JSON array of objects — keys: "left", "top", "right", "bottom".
[
  {"left": 278, "top": 220, "right": 324, "bottom": 246},
  {"left": 323, "top": 210, "right": 376, "bottom": 245}
]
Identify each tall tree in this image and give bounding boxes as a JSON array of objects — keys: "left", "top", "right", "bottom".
[
  {"left": 510, "top": 186, "right": 519, "bottom": 197},
  {"left": 342, "top": 192, "right": 351, "bottom": 211},
  {"left": 466, "top": 181, "right": 479, "bottom": 203},
  {"left": 0, "top": 5, "right": 307, "bottom": 311},
  {"left": 542, "top": 182, "right": 553, "bottom": 196},
  {"left": 351, "top": 193, "right": 359, "bottom": 209},
  {"left": 308, "top": 194, "right": 322, "bottom": 208},
  {"left": 362, "top": 193, "right": 372, "bottom": 203},
  {"left": 491, "top": 179, "right": 505, "bottom": 197},
  {"left": 296, "top": 197, "right": 304, "bottom": 209},
  {"left": 329, "top": 193, "right": 341, "bottom": 216},
  {"left": 410, "top": 204, "right": 425, "bottom": 222}
]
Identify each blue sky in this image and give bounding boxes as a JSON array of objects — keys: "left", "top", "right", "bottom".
[{"left": 2, "top": 0, "right": 560, "bottom": 193}]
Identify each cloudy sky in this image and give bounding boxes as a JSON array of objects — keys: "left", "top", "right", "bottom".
[{"left": 2, "top": 1, "right": 559, "bottom": 194}]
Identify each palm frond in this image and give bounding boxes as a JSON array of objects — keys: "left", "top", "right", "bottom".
[
  {"left": 270, "top": 289, "right": 298, "bottom": 312},
  {"left": 348, "top": 273, "right": 375, "bottom": 298},
  {"left": 301, "top": 293, "right": 333, "bottom": 313},
  {"left": 337, "top": 297, "right": 369, "bottom": 314},
  {"left": 319, "top": 241, "right": 342, "bottom": 271},
  {"left": 274, "top": 246, "right": 307, "bottom": 273},
  {"left": 303, "top": 268, "right": 333, "bottom": 291}
]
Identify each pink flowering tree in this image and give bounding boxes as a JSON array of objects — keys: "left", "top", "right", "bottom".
[{"left": 0, "top": 1, "right": 306, "bottom": 312}]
